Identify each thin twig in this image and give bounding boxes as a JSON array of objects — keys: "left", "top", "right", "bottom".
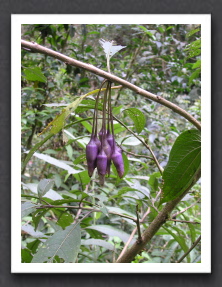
[
  {"left": 21, "top": 40, "right": 201, "bottom": 131},
  {"left": 177, "top": 236, "right": 201, "bottom": 263},
  {"left": 116, "top": 169, "right": 201, "bottom": 263},
  {"left": 136, "top": 205, "right": 142, "bottom": 243},
  {"left": 116, "top": 207, "right": 150, "bottom": 262},
  {"left": 171, "top": 198, "right": 201, "bottom": 218},
  {"left": 121, "top": 148, "right": 154, "bottom": 160},
  {"left": 113, "top": 116, "right": 163, "bottom": 174},
  {"left": 167, "top": 219, "right": 200, "bottom": 224}
]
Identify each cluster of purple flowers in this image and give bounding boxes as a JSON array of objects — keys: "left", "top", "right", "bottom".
[{"left": 86, "top": 80, "right": 124, "bottom": 185}]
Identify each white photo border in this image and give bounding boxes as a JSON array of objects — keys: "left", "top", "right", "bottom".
[{"left": 12, "top": 14, "right": 211, "bottom": 273}]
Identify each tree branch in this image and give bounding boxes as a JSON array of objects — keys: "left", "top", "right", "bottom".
[
  {"left": 116, "top": 169, "right": 201, "bottom": 263},
  {"left": 21, "top": 40, "right": 201, "bottom": 131}
]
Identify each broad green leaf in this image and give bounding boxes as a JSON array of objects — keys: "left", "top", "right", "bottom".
[
  {"left": 189, "top": 68, "right": 201, "bottom": 85},
  {"left": 86, "top": 225, "right": 136, "bottom": 244},
  {"left": 186, "top": 28, "right": 200, "bottom": 38},
  {"left": 108, "top": 186, "right": 139, "bottom": 200},
  {"left": 21, "top": 202, "right": 37, "bottom": 218},
  {"left": 160, "top": 129, "right": 201, "bottom": 204},
  {"left": 81, "top": 239, "right": 114, "bottom": 251},
  {"left": 53, "top": 209, "right": 73, "bottom": 229},
  {"left": 192, "top": 59, "right": 201, "bottom": 69},
  {"left": 21, "top": 248, "right": 33, "bottom": 263},
  {"left": 32, "top": 209, "right": 48, "bottom": 231},
  {"left": 37, "top": 179, "right": 54, "bottom": 199},
  {"left": 124, "top": 108, "right": 146, "bottom": 134},
  {"left": 163, "top": 225, "right": 190, "bottom": 262},
  {"left": 138, "top": 26, "right": 156, "bottom": 40},
  {"left": 107, "top": 206, "right": 136, "bottom": 219},
  {"left": 75, "top": 115, "right": 92, "bottom": 133},
  {"left": 162, "top": 226, "right": 190, "bottom": 263},
  {"left": 148, "top": 172, "right": 161, "bottom": 192},
  {"left": 32, "top": 152, "right": 83, "bottom": 174},
  {"left": 74, "top": 170, "right": 91, "bottom": 185},
  {"left": 22, "top": 182, "right": 63, "bottom": 200},
  {"left": 23, "top": 67, "right": 47, "bottom": 82},
  {"left": 39, "top": 88, "right": 104, "bottom": 136},
  {"left": 73, "top": 154, "right": 86, "bottom": 165},
  {"left": 32, "top": 223, "right": 81, "bottom": 263},
  {"left": 181, "top": 213, "right": 197, "bottom": 243}
]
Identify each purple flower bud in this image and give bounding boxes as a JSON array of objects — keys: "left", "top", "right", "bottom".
[
  {"left": 111, "top": 144, "right": 124, "bottom": 178},
  {"left": 106, "top": 131, "right": 114, "bottom": 151},
  {"left": 94, "top": 136, "right": 101, "bottom": 150},
  {"left": 86, "top": 137, "right": 99, "bottom": 177},
  {"left": 97, "top": 149, "right": 107, "bottom": 176}
]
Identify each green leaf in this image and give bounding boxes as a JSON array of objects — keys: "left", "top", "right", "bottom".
[
  {"left": 21, "top": 248, "right": 33, "bottom": 263},
  {"left": 186, "top": 28, "right": 200, "bottom": 38},
  {"left": 75, "top": 116, "right": 92, "bottom": 133},
  {"left": 39, "top": 88, "right": 102, "bottom": 136},
  {"left": 32, "top": 152, "right": 83, "bottom": 174},
  {"left": 192, "top": 59, "right": 201, "bottom": 69},
  {"left": 23, "top": 67, "right": 47, "bottom": 83},
  {"left": 21, "top": 202, "right": 37, "bottom": 218},
  {"left": 124, "top": 108, "right": 146, "bottom": 133},
  {"left": 163, "top": 225, "right": 190, "bottom": 262},
  {"left": 73, "top": 154, "right": 86, "bottom": 165},
  {"left": 86, "top": 225, "right": 136, "bottom": 244},
  {"left": 81, "top": 239, "right": 114, "bottom": 250},
  {"left": 160, "top": 129, "right": 201, "bottom": 204},
  {"left": 32, "top": 209, "right": 48, "bottom": 231},
  {"left": 73, "top": 170, "right": 91, "bottom": 185},
  {"left": 148, "top": 172, "right": 161, "bottom": 192},
  {"left": 138, "top": 26, "right": 156, "bottom": 40},
  {"left": 189, "top": 68, "right": 201, "bottom": 85},
  {"left": 32, "top": 223, "right": 81, "bottom": 263},
  {"left": 53, "top": 209, "right": 73, "bottom": 229},
  {"left": 37, "top": 179, "right": 54, "bottom": 199}
]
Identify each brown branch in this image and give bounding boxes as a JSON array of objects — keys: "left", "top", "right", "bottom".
[
  {"left": 116, "top": 169, "right": 201, "bottom": 263},
  {"left": 21, "top": 40, "right": 201, "bottom": 131}
]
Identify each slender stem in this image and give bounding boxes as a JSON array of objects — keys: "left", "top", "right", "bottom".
[
  {"left": 21, "top": 40, "right": 201, "bottom": 131},
  {"left": 171, "top": 198, "right": 201, "bottom": 218},
  {"left": 177, "top": 236, "right": 201, "bottom": 263},
  {"left": 167, "top": 219, "right": 200, "bottom": 224},
  {"left": 136, "top": 205, "right": 142, "bottom": 243},
  {"left": 121, "top": 148, "right": 154, "bottom": 160},
  {"left": 116, "top": 207, "right": 150, "bottom": 261},
  {"left": 113, "top": 116, "right": 163, "bottom": 174},
  {"left": 93, "top": 79, "right": 108, "bottom": 136}
]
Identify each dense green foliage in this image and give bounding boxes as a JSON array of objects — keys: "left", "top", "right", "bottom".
[{"left": 21, "top": 24, "right": 201, "bottom": 263}]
